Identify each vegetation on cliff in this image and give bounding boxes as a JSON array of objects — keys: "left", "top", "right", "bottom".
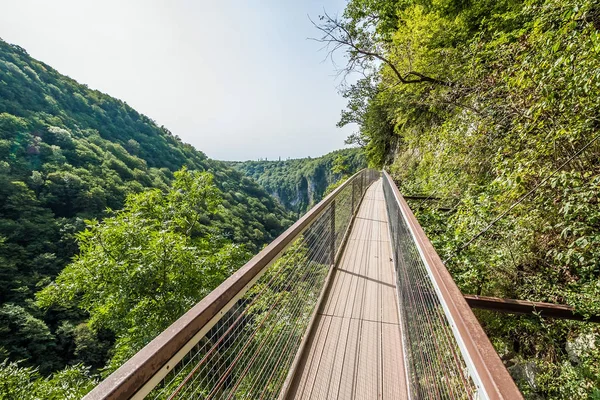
[{"left": 324, "top": 0, "right": 600, "bottom": 397}]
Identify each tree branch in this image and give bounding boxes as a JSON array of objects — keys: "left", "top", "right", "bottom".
[{"left": 310, "top": 12, "right": 453, "bottom": 87}]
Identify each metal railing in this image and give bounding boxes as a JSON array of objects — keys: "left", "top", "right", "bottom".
[
  {"left": 382, "top": 171, "right": 522, "bottom": 400},
  {"left": 85, "top": 169, "right": 379, "bottom": 400}
]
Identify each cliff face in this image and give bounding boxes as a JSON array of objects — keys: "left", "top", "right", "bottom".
[{"left": 231, "top": 148, "right": 366, "bottom": 215}]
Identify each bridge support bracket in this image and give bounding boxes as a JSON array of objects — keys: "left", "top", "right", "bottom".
[{"left": 464, "top": 294, "right": 600, "bottom": 323}]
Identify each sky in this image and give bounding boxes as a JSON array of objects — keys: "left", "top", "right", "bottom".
[{"left": 0, "top": 0, "right": 356, "bottom": 161}]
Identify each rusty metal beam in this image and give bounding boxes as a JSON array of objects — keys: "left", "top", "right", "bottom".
[
  {"left": 464, "top": 295, "right": 600, "bottom": 323},
  {"left": 403, "top": 195, "right": 442, "bottom": 200},
  {"left": 414, "top": 205, "right": 454, "bottom": 212}
]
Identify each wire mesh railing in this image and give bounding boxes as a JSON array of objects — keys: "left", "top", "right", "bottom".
[
  {"left": 382, "top": 171, "right": 522, "bottom": 400},
  {"left": 84, "top": 169, "right": 379, "bottom": 400}
]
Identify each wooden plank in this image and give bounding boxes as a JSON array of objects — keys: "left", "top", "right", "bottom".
[
  {"left": 354, "top": 321, "right": 380, "bottom": 399},
  {"left": 362, "top": 247, "right": 379, "bottom": 321},
  {"left": 324, "top": 252, "right": 353, "bottom": 317},
  {"left": 311, "top": 315, "right": 344, "bottom": 399},
  {"left": 382, "top": 323, "right": 408, "bottom": 399},
  {"left": 336, "top": 318, "right": 361, "bottom": 399},
  {"left": 381, "top": 270, "right": 399, "bottom": 325},
  {"left": 325, "top": 315, "right": 352, "bottom": 398},
  {"left": 295, "top": 313, "right": 330, "bottom": 399},
  {"left": 335, "top": 239, "right": 364, "bottom": 318},
  {"left": 294, "top": 191, "right": 373, "bottom": 399}
]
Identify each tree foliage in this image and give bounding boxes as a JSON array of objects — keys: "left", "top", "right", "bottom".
[
  {"left": 0, "top": 360, "right": 97, "bottom": 400},
  {"left": 38, "top": 169, "right": 251, "bottom": 372}
]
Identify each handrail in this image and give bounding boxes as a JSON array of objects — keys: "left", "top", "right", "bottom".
[
  {"left": 85, "top": 169, "right": 377, "bottom": 400},
  {"left": 382, "top": 170, "right": 522, "bottom": 399}
]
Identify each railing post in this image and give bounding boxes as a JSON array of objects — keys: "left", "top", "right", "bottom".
[
  {"left": 351, "top": 179, "right": 355, "bottom": 214},
  {"left": 364, "top": 172, "right": 366, "bottom": 194},
  {"left": 330, "top": 200, "right": 336, "bottom": 266},
  {"left": 359, "top": 172, "right": 363, "bottom": 196}
]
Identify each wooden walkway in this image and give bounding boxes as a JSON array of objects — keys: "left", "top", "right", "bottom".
[{"left": 287, "top": 179, "right": 409, "bottom": 399}]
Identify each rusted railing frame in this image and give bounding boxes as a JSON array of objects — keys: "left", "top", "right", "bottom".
[
  {"left": 84, "top": 169, "right": 373, "bottom": 400},
  {"left": 382, "top": 171, "right": 522, "bottom": 400}
]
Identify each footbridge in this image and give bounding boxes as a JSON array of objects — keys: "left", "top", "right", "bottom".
[{"left": 85, "top": 170, "right": 523, "bottom": 400}]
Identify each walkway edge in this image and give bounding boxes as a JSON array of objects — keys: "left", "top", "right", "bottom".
[{"left": 278, "top": 178, "right": 377, "bottom": 400}]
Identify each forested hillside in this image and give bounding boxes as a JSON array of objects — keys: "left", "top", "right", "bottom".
[
  {"left": 325, "top": 0, "right": 600, "bottom": 397},
  {"left": 0, "top": 38, "right": 293, "bottom": 396},
  {"left": 231, "top": 148, "right": 366, "bottom": 215}
]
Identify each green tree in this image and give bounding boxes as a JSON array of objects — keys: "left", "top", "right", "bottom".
[
  {"left": 38, "top": 169, "right": 251, "bottom": 370},
  {"left": 0, "top": 360, "right": 96, "bottom": 400},
  {"left": 323, "top": 0, "right": 600, "bottom": 396},
  {"left": 231, "top": 148, "right": 366, "bottom": 214},
  {"left": 0, "top": 304, "right": 55, "bottom": 374},
  {"left": 0, "top": 35, "right": 292, "bottom": 379},
  {"left": 331, "top": 154, "right": 350, "bottom": 176}
]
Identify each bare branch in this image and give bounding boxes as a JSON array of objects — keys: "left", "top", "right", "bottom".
[{"left": 310, "top": 12, "right": 453, "bottom": 87}]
